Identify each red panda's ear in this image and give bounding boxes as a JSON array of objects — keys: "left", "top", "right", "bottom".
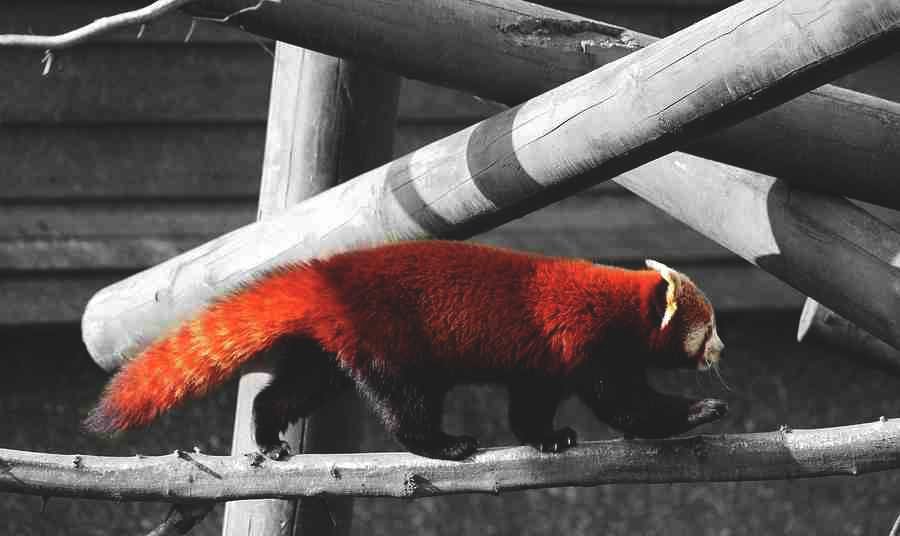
[
  {"left": 645, "top": 259, "right": 679, "bottom": 329},
  {"left": 649, "top": 277, "right": 669, "bottom": 328}
]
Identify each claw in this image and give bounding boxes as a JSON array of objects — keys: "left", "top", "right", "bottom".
[
  {"left": 533, "top": 427, "right": 577, "bottom": 453},
  {"left": 258, "top": 440, "right": 292, "bottom": 461}
]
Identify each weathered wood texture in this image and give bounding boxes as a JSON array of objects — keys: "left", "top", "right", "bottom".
[
  {"left": 187, "top": 0, "right": 900, "bottom": 207},
  {"left": 81, "top": 0, "right": 900, "bottom": 364},
  {"left": 798, "top": 299, "right": 900, "bottom": 375},
  {"left": 618, "top": 152, "right": 900, "bottom": 350},
  {"left": 3, "top": 419, "right": 900, "bottom": 500}
]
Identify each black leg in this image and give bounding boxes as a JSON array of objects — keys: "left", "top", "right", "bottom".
[
  {"left": 578, "top": 368, "right": 727, "bottom": 439},
  {"left": 508, "top": 379, "right": 575, "bottom": 453},
  {"left": 354, "top": 369, "right": 477, "bottom": 460},
  {"left": 252, "top": 340, "right": 350, "bottom": 459}
]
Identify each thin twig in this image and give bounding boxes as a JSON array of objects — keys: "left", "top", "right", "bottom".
[
  {"left": 0, "top": 0, "right": 197, "bottom": 49},
  {"left": 189, "top": 0, "right": 267, "bottom": 24},
  {"left": 1, "top": 420, "right": 900, "bottom": 502}
]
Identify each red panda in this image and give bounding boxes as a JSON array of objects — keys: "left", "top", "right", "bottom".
[{"left": 87, "top": 240, "right": 726, "bottom": 460}]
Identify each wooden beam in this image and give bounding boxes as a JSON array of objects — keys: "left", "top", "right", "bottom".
[
  {"left": 221, "top": 43, "right": 400, "bottom": 536},
  {"left": 797, "top": 299, "right": 900, "bottom": 376},
  {"left": 617, "top": 152, "right": 900, "bottom": 350},
  {"left": 186, "top": 0, "right": 900, "bottom": 208},
  {"left": 82, "top": 0, "right": 900, "bottom": 367}
]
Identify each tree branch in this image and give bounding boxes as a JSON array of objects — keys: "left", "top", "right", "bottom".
[
  {"left": 0, "top": 0, "right": 197, "bottom": 49},
  {"left": 2, "top": 420, "right": 900, "bottom": 501}
]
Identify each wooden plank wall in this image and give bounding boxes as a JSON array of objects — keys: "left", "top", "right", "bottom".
[{"left": 3, "top": 1, "right": 899, "bottom": 324}]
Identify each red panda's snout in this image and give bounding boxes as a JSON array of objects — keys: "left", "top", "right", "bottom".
[{"left": 696, "top": 326, "right": 724, "bottom": 370}]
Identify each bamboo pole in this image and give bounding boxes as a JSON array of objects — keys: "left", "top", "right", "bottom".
[
  {"left": 4, "top": 420, "right": 900, "bottom": 500},
  {"left": 82, "top": 0, "right": 900, "bottom": 367},
  {"left": 186, "top": 0, "right": 900, "bottom": 209},
  {"left": 797, "top": 299, "right": 900, "bottom": 375},
  {"left": 222, "top": 44, "right": 399, "bottom": 536}
]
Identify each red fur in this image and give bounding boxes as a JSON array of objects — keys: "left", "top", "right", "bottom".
[{"left": 88, "top": 240, "right": 670, "bottom": 432}]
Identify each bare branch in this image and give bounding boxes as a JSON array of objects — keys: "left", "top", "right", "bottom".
[
  {"left": 0, "top": 0, "right": 197, "bottom": 49},
  {"left": 2, "top": 420, "right": 900, "bottom": 502}
]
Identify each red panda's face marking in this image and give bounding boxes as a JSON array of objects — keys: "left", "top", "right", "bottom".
[{"left": 646, "top": 260, "right": 723, "bottom": 370}]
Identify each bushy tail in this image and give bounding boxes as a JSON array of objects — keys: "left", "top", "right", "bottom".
[{"left": 86, "top": 266, "right": 321, "bottom": 433}]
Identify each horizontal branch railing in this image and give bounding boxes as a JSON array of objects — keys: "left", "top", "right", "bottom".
[{"left": 3, "top": 420, "right": 899, "bottom": 501}]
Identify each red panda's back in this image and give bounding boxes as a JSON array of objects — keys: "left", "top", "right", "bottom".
[{"left": 309, "top": 241, "right": 549, "bottom": 370}]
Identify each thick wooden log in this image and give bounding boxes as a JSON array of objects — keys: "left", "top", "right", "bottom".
[
  {"left": 187, "top": 0, "right": 900, "bottom": 208},
  {"left": 3, "top": 420, "right": 900, "bottom": 500},
  {"left": 221, "top": 44, "right": 399, "bottom": 536},
  {"left": 797, "top": 299, "right": 900, "bottom": 375},
  {"left": 83, "top": 0, "right": 900, "bottom": 365},
  {"left": 617, "top": 152, "right": 900, "bottom": 350},
  {"left": 222, "top": 43, "right": 305, "bottom": 536}
]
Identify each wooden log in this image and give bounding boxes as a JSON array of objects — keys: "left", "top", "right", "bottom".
[
  {"left": 616, "top": 152, "right": 900, "bottom": 350},
  {"left": 222, "top": 43, "right": 303, "bottom": 536},
  {"left": 187, "top": 0, "right": 900, "bottom": 208},
  {"left": 797, "top": 299, "right": 900, "bottom": 375},
  {"left": 221, "top": 43, "right": 400, "bottom": 536},
  {"left": 82, "top": 0, "right": 900, "bottom": 365},
  {"left": 3, "top": 420, "right": 900, "bottom": 500}
]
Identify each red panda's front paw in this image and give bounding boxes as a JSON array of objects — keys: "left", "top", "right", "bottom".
[
  {"left": 687, "top": 398, "right": 728, "bottom": 426},
  {"left": 399, "top": 433, "right": 479, "bottom": 461},
  {"left": 258, "top": 440, "right": 293, "bottom": 461},
  {"left": 531, "top": 427, "right": 578, "bottom": 454}
]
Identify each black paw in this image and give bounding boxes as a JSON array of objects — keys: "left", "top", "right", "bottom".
[
  {"left": 687, "top": 398, "right": 728, "bottom": 426},
  {"left": 401, "top": 434, "right": 479, "bottom": 461},
  {"left": 529, "top": 427, "right": 577, "bottom": 453},
  {"left": 258, "top": 440, "right": 292, "bottom": 461}
]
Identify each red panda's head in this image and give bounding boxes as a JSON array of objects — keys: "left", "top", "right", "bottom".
[{"left": 644, "top": 260, "right": 724, "bottom": 370}]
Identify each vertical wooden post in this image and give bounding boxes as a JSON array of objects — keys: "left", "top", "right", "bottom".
[{"left": 222, "top": 43, "right": 399, "bottom": 536}]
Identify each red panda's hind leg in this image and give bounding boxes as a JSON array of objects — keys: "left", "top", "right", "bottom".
[
  {"left": 354, "top": 370, "right": 478, "bottom": 461},
  {"left": 508, "top": 378, "right": 576, "bottom": 453},
  {"left": 252, "top": 340, "right": 350, "bottom": 459}
]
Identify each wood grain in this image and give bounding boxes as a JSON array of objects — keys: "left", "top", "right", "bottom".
[
  {"left": 219, "top": 43, "right": 400, "bottom": 536},
  {"left": 620, "top": 151, "right": 900, "bottom": 349},
  {"left": 188, "top": 0, "right": 900, "bottom": 207}
]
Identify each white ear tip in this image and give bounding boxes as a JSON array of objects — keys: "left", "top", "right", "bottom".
[{"left": 645, "top": 259, "right": 670, "bottom": 273}]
